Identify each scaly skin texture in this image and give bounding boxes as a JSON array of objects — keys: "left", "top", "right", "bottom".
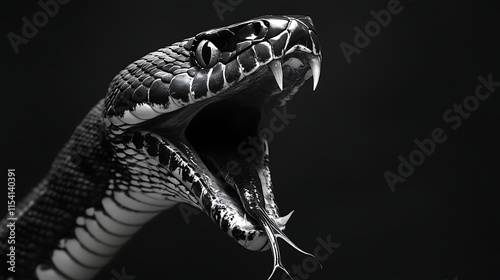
[{"left": 0, "top": 100, "right": 119, "bottom": 279}]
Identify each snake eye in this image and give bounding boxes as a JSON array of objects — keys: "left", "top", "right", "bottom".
[{"left": 195, "top": 40, "right": 221, "bottom": 68}]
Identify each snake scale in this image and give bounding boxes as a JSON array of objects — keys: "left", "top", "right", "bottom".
[{"left": 0, "top": 15, "right": 321, "bottom": 280}]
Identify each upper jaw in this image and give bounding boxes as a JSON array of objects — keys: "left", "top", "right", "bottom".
[{"left": 187, "top": 14, "right": 322, "bottom": 103}]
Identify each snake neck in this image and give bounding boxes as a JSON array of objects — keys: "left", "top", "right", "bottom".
[{"left": 0, "top": 99, "right": 173, "bottom": 280}]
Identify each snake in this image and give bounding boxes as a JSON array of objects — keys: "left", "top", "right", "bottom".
[{"left": 0, "top": 15, "right": 321, "bottom": 280}]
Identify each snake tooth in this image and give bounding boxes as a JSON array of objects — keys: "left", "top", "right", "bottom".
[
  {"left": 268, "top": 60, "right": 284, "bottom": 90},
  {"left": 309, "top": 56, "right": 321, "bottom": 91}
]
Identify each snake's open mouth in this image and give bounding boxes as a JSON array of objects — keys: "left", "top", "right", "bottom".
[
  {"left": 147, "top": 49, "right": 320, "bottom": 233},
  {"left": 104, "top": 15, "right": 321, "bottom": 279},
  {"left": 180, "top": 51, "right": 321, "bottom": 279},
  {"left": 185, "top": 53, "right": 318, "bottom": 217}
]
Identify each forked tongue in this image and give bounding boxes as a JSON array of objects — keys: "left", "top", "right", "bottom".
[
  {"left": 253, "top": 206, "right": 321, "bottom": 280},
  {"left": 203, "top": 152, "right": 321, "bottom": 279}
]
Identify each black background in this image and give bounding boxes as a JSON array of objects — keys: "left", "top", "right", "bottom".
[{"left": 1, "top": 0, "right": 499, "bottom": 279}]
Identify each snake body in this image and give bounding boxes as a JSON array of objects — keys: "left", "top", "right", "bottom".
[{"left": 0, "top": 15, "right": 321, "bottom": 280}]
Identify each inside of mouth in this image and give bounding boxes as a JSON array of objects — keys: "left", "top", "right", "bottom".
[
  {"left": 185, "top": 93, "right": 268, "bottom": 211},
  {"left": 185, "top": 96, "right": 262, "bottom": 156}
]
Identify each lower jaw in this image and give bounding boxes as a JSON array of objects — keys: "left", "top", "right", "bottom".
[
  {"left": 209, "top": 196, "right": 272, "bottom": 251},
  {"left": 184, "top": 153, "right": 284, "bottom": 252},
  {"left": 197, "top": 165, "right": 277, "bottom": 251}
]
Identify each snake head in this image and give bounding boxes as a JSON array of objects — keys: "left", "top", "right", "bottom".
[{"left": 102, "top": 15, "right": 321, "bottom": 279}]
